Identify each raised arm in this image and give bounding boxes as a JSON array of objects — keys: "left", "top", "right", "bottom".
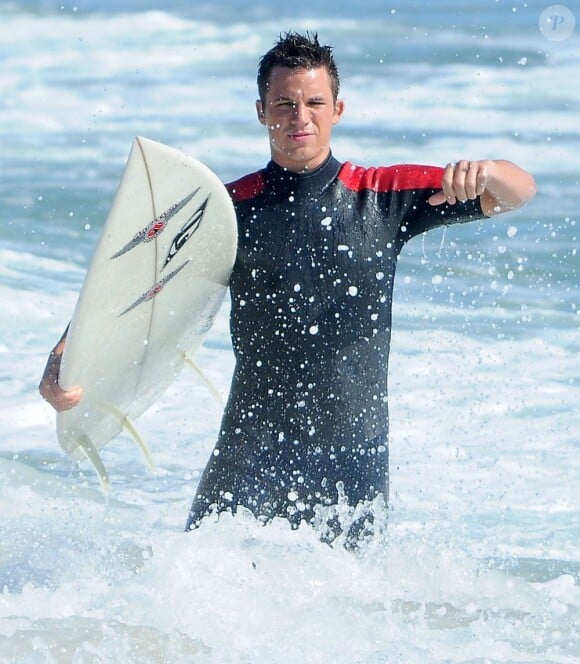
[
  {"left": 39, "top": 326, "right": 83, "bottom": 412},
  {"left": 428, "top": 159, "right": 536, "bottom": 216}
]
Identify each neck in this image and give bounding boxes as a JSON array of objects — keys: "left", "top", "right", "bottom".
[
  {"left": 271, "top": 152, "right": 333, "bottom": 176},
  {"left": 264, "top": 153, "right": 340, "bottom": 203},
  {"left": 271, "top": 148, "right": 333, "bottom": 174}
]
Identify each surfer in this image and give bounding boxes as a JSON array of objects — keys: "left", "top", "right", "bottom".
[{"left": 40, "top": 32, "right": 536, "bottom": 547}]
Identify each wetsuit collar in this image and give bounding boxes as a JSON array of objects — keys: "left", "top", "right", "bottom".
[{"left": 264, "top": 153, "right": 342, "bottom": 202}]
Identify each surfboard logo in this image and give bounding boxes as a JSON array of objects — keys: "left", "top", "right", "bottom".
[
  {"left": 110, "top": 188, "right": 201, "bottom": 260},
  {"left": 163, "top": 195, "right": 210, "bottom": 268},
  {"left": 119, "top": 261, "right": 189, "bottom": 316},
  {"left": 146, "top": 220, "right": 168, "bottom": 240}
]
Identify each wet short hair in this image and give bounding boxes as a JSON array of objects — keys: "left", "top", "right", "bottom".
[{"left": 257, "top": 31, "right": 340, "bottom": 103}]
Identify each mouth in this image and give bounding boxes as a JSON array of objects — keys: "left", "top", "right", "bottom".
[{"left": 288, "top": 131, "right": 313, "bottom": 141}]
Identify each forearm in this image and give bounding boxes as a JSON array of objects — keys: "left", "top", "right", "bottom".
[
  {"left": 39, "top": 324, "right": 82, "bottom": 411},
  {"left": 480, "top": 160, "right": 536, "bottom": 216}
]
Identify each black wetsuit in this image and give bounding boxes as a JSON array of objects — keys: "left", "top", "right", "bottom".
[{"left": 186, "top": 154, "right": 485, "bottom": 539}]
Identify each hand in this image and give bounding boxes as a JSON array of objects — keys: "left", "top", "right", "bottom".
[
  {"left": 428, "top": 160, "right": 493, "bottom": 206},
  {"left": 39, "top": 334, "right": 83, "bottom": 412}
]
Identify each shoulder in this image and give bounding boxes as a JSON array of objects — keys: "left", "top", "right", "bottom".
[
  {"left": 337, "top": 161, "right": 444, "bottom": 193},
  {"left": 226, "top": 171, "right": 266, "bottom": 203}
]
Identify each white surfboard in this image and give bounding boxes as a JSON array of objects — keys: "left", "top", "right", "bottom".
[{"left": 57, "top": 136, "right": 237, "bottom": 491}]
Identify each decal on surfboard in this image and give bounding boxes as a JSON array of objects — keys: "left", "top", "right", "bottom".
[
  {"left": 110, "top": 187, "right": 201, "bottom": 260},
  {"left": 163, "top": 195, "right": 209, "bottom": 268},
  {"left": 119, "top": 260, "right": 189, "bottom": 316}
]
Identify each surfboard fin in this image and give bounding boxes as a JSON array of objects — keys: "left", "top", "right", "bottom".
[
  {"left": 96, "top": 402, "right": 156, "bottom": 473},
  {"left": 184, "top": 353, "right": 225, "bottom": 407},
  {"left": 122, "top": 412, "right": 156, "bottom": 472},
  {"left": 76, "top": 434, "right": 111, "bottom": 494}
]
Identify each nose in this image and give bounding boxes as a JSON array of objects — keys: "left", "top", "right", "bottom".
[{"left": 291, "top": 101, "right": 309, "bottom": 125}]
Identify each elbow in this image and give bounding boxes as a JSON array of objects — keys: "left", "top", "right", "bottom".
[
  {"left": 486, "top": 165, "right": 537, "bottom": 216},
  {"left": 528, "top": 172, "right": 537, "bottom": 202},
  {"left": 521, "top": 170, "right": 537, "bottom": 207},
  {"left": 507, "top": 164, "right": 537, "bottom": 210}
]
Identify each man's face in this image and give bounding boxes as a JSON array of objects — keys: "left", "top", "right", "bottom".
[{"left": 256, "top": 66, "right": 345, "bottom": 172}]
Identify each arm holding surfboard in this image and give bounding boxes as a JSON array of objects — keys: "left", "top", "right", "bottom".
[
  {"left": 39, "top": 326, "right": 82, "bottom": 412},
  {"left": 40, "top": 323, "right": 225, "bottom": 414}
]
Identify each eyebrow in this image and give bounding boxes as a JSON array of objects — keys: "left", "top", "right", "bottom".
[{"left": 272, "top": 94, "right": 327, "bottom": 103}]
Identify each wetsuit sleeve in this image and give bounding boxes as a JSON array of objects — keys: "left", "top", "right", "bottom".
[
  {"left": 338, "top": 162, "right": 487, "bottom": 246},
  {"left": 379, "top": 164, "right": 487, "bottom": 243}
]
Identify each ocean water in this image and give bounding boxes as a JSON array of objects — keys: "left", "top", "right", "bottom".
[{"left": 1, "top": 0, "right": 579, "bottom": 662}]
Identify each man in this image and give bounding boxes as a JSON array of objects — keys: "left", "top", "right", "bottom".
[{"left": 40, "top": 32, "right": 535, "bottom": 546}]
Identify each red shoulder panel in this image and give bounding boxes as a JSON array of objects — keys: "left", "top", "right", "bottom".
[
  {"left": 338, "top": 162, "right": 444, "bottom": 193},
  {"left": 226, "top": 171, "right": 266, "bottom": 203}
]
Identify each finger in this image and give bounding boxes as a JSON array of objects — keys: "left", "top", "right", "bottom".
[
  {"left": 61, "top": 384, "right": 83, "bottom": 399},
  {"left": 463, "top": 162, "right": 481, "bottom": 200},
  {"left": 54, "top": 386, "right": 83, "bottom": 411},
  {"left": 58, "top": 387, "right": 83, "bottom": 411},
  {"left": 427, "top": 191, "right": 447, "bottom": 206},
  {"left": 475, "top": 163, "right": 489, "bottom": 196},
  {"left": 440, "top": 162, "right": 457, "bottom": 204},
  {"left": 451, "top": 160, "right": 471, "bottom": 202},
  {"left": 40, "top": 379, "right": 83, "bottom": 411}
]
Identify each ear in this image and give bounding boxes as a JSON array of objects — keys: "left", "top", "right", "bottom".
[
  {"left": 332, "top": 99, "right": 345, "bottom": 125},
  {"left": 256, "top": 100, "right": 267, "bottom": 125}
]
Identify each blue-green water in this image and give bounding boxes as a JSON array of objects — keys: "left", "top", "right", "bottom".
[{"left": 1, "top": 1, "right": 578, "bottom": 661}]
